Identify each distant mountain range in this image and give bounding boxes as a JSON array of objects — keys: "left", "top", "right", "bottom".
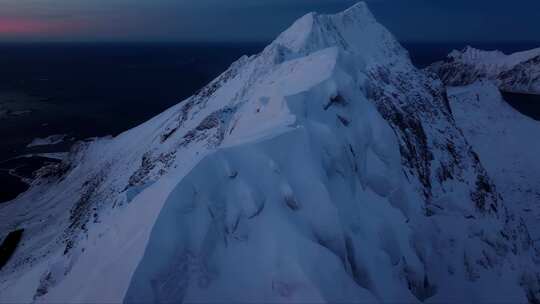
[{"left": 429, "top": 46, "right": 540, "bottom": 94}]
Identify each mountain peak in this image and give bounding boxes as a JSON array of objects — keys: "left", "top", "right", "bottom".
[
  {"left": 272, "top": 2, "right": 406, "bottom": 65},
  {"left": 449, "top": 46, "right": 506, "bottom": 65},
  {"left": 340, "top": 1, "right": 370, "bottom": 16}
]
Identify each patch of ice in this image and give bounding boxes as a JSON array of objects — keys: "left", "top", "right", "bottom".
[{"left": 26, "top": 135, "right": 67, "bottom": 148}]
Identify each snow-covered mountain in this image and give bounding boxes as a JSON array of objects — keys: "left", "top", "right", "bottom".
[
  {"left": 1, "top": 3, "right": 540, "bottom": 303},
  {"left": 429, "top": 46, "right": 540, "bottom": 94},
  {"left": 447, "top": 81, "right": 540, "bottom": 243}
]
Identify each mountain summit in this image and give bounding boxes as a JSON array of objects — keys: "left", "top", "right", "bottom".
[{"left": 1, "top": 3, "right": 540, "bottom": 303}]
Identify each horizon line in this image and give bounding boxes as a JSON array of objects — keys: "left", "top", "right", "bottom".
[{"left": 0, "top": 39, "right": 539, "bottom": 45}]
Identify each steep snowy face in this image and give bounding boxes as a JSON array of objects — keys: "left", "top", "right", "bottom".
[
  {"left": 447, "top": 81, "right": 540, "bottom": 243},
  {"left": 363, "top": 47, "right": 539, "bottom": 303},
  {"left": 428, "top": 46, "right": 540, "bottom": 94},
  {"left": 125, "top": 5, "right": 538, "bottom": 303},
  {"left": 1, "top": 2, "right": 539, "bottom": 303}
]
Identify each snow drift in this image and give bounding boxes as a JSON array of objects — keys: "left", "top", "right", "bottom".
[{"left": 1, "top": 2, "right": 540, "bottom": 303}]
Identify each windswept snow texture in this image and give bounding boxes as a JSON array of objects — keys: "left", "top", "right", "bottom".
[
  {"left": 1, "top": 2, "right": 540, "bottom": 304},
  {"left": 429, "top": 46, "right": 540, "bottom": 94}
]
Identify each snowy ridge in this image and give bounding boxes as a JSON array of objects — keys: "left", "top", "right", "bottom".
[
  {"left": 273, "top": 2, "right": 406, "bottom": 65},
  {"left": 1, "top": 2, "right": 540, "bottom": 303},
  {"left": 429, "top": 46, "right": 540, "bottom": 94},
  {"left": 450, "top": 46, "right": 540, "bottom": 68}
]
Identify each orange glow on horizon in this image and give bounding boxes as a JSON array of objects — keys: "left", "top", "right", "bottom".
[{"left": 0, "top": 18, "right": 83, "bottom": 37}]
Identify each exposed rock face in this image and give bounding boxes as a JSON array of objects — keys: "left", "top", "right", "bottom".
[
  {"left": 1, "top": 3, "right": 539, "bottom": 303},
  {"left": 428, "top": 46, "right": 540, "bottom": 94}
]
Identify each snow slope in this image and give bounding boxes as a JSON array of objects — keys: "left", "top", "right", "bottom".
[
  {"left": 447, "top": 81, "right": 540, "bottom": 242},
  {"left": 1, "top": 3, "right": 540, "bottom": 303},
  {"left": 429, "top": 46, "right": 540, "bottom": 94}
]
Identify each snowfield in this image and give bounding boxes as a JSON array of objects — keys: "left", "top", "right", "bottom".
[
  {"left": 447, "top": 81, "right": 540, "bottom": 242},
  {"left": 1, "top": 2, "right": 540, "bottom": 303}
]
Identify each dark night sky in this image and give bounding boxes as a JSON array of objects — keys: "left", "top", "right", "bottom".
[{"left": 1, "top": 0, "right": 539, "bottom": 43}]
